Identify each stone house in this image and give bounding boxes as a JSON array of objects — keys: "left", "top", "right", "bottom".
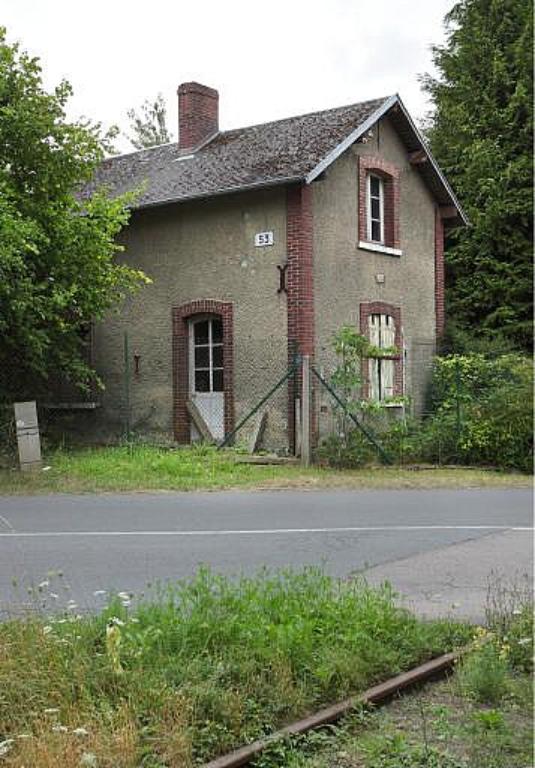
[{"left": 84, "top": 81, "right": 466, "bottom": 451}]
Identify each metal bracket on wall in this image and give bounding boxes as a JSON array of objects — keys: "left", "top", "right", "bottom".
[{"left": 277, "top": 263, "right": 288, "bottom": 294}]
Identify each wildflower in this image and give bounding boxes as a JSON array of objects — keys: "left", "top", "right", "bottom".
[
  {"left": 80, "top": 753, "right": 98, "bottom": 767},
  {"left": 518, "top": 637, "right": 531, "bottom": 646},
  {"left": 106, "top": 620, "right": 124, "bottom": 674},
  {"left": 130, "top": 617, "right": 140, "bottom": 623},
  {"left": 498, "top": 643, "right": 511, "bottom": 660},
  {"left": 121, "top": 599, "right": 131, "bottom": 608},
  {"left": 117, "top": 591, "right": 131, "bottom": 600},
  {"left": 38, "top": 580, "right": 50, "bottom": 589},
  {"left": 93, "top": 590, "right": 106, "bottom": 597},
  {"left": 43, "top": 626, "right": 53, "bottom": 635},
  {"left": 50, "top": 592, "right": 59, "bottom": 599},
  {"left": 72, "top": 727, "right": 89, "bottom": 737},
  {"left": 0, "top": 739, "right": 14, "bottom": 757},
  {"left": 52, "top": 725, "right": 68, "bottom": 733},
  {"left": 44, "top": 708, "right": 60, "bottom": 715},
  {"left": 512, "top": 608, "right": 522, "bottom": 615},
  {"left": 17, "top": 734, "right": 31, "bottom": 740},
  {"left": 67, "top": 603, "right": 79, "bottom": 611}
]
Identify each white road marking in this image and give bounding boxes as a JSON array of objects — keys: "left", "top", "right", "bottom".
[{"left": 0, "top": 525, "right": 531, "bottom": 538}]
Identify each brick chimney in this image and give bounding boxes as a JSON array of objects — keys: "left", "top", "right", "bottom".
[{"left": 178, "top": 82, "right": 219, "bottom": 152}]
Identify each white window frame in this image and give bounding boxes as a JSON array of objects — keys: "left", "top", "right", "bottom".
[
  {"left": 189, "top": 316, "right": 224, "bottom": 394},
  {"left": 366, "top": 173, "right": 384, "bottom": 244}
]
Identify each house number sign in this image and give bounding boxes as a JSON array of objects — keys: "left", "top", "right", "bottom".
[{"left": 254, "top": 231, "right": 274, "bottom": 247}]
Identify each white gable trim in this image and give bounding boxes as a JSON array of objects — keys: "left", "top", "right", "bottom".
[
  {"left": 305, "top": 95, "right": 398, "bottom": 184},
  {"left": 394, "top": 97, "right": 468, "bottom": 225},
  {"left": 305, "top": 93, "right": 468, "bottom": 226}
]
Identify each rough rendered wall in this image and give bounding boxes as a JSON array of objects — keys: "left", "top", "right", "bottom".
[
  {"left": 312, "top": 116, "right": 437, "bottom": 429},
  {"left": 92, "top": 188, "right": 289, "bottom": 446}
]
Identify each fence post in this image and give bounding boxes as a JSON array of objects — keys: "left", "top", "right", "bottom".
[
  {"left": 301, "top": 355, "right": 311, "bottom": 467},
  {"left": 455, "top": 358, "right": 462, "bottom": 448},
  {"left": 124, "top": 330, "right": 131, "bottom": 441}
]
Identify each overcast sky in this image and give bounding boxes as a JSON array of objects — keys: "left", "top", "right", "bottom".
[{"left": 3, "top": 0, "right": 453, "bottom": 152}]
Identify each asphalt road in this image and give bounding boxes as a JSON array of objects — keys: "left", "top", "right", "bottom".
[{"left": 0, "top": 488, "right": 532, "bottom": 620}]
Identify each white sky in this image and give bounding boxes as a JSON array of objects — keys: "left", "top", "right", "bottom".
[{"left": 3, "top": 0, "right": 453, "bottom": 152}]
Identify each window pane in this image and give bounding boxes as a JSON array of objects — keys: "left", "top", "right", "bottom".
[
  {"left": 194, "top": 321, "right": 209, "bottom": 345},
  {"left": 212, "top": 369, "right": 224, "bottom": 392},
  {"left": 370, "top": 176, "right": 381, "bottom": 196},
  {"left": 371, "top": 197, "right": 381, "bottom": 220},
  {"left": 371, "top": 220, "right": 382, "bottom": 242},
  {"left": 212, "top": 345, "right": 223, "bottom": 368},
  {"left": 194, "top": 346, "right": 209, "bottom": 368},
  {"left": 212, "top": 319, "right": 223, "bottom": 343},
  {"left": 195, "top": 370, "right": 210, "bottom": 392},
  {"left": 382, "top": 359, "right": 395, "bottom": 398}
]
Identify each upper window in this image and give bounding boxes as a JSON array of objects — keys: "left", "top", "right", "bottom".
[
  {"left": 358, "top": 156, "right": 401, "bottom": 254},
  {"left": 367, "top": 174, "right": 384, "bottom": 244}
]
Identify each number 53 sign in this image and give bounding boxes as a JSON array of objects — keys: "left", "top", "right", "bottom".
[{"left": 254, "top": 231, "right": 274, "bottom": 247}]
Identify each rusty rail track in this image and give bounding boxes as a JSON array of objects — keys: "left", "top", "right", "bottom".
[{"left": 202, "top": 651, "right": 459, "bottom": 768}]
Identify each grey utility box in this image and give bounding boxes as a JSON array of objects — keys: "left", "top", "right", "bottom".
[{"left": 14, "top": 401, "right": 42, "bottom": 471}]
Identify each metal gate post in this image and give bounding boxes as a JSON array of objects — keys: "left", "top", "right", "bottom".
[{"left": 301, "top": 355, "right": 311, "bottom": 467}]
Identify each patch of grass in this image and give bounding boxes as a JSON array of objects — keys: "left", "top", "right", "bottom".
[
  {"left": 0, "top": 444, "right": 530, "bottom": 495},
  {"left": 0, "top": 568, "right": 470, "bottom": 766},
  {"left": 252, "top": 582, "right": 534, "bottom": 768}
]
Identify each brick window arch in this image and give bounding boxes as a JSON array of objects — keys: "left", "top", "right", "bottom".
[
  {"left": 172, "top": 299, "right": 234, "bottom": 442},
  {"left": 360, "top": 301, "right": 403, "bottom": 399},
  {"left": 358, "top": 156, "right": 400, "bottom": 250}
]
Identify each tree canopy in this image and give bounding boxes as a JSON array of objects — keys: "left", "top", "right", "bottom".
[
  {"left": 126, "top": 93, "right": 172, "bottom": 149},
  {"left": 0, "top": 28, "right": 148, "bottom": 400},
  {"left": 422, "top": 0, "right": 533, "bottom": 352}
]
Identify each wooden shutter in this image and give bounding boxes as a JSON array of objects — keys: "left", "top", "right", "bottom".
[
  {"left": 368, "top": 314, "right": 380, "bottom": 401},
  {"left": 380, "top": 315, "right": 396, "bottom": 399}
]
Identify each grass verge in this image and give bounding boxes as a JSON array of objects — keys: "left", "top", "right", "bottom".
[
  {"left": 246, "top": 583, "right": 534, "bottom": 768},
  {"left": 0, "top": 568, "right": 471, "bottom": 767},
  {"left": 0, "top": 445, "right": 530, "bottom": 495}
]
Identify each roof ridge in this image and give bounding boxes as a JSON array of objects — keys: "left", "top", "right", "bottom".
[
  {"left": 218, "top": 95, "right": 391, "bottom": 137},
  {"left": 103, "top": 95, "right": 391, "bottom": 163},
  {"left": 102, "top": 140, "right": 177, "bottom": 163}
]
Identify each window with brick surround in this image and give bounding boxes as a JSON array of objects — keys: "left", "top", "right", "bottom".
[
  {"left": 367, "top": 174, "right": 384, "bottom": 243},
  {"left": 358, "top": 156, "right": 401, "bottom": 253},
  {"left": 360, "top": 301, "right": 403, "bottom": 400},
  {"left": 368, "top": 313, "right": 396, "bottom": 400}
]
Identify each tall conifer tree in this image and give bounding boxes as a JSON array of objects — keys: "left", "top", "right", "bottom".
[{"left": 422, "top": 0, "right": 533, "bottom": 351}]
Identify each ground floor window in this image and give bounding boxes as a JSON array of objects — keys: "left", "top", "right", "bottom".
[
  {"left": 360, "top": 302, "right": 403, "bottom": 401},
  {"left": 190, "top": 317, "right": 224, "bottom": 393}
]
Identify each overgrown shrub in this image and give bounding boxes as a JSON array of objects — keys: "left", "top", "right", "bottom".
[
  {"left": 317, "top": 429, "right": 375, "bottom": 468},
  {"left": 319, "top": 352, "right": 532, "bottom": 472},
  {"left": 422, "top": 354, "right": 533, "bottom": 471}
]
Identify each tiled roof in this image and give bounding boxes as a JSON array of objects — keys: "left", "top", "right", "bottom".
[{"left": 87, "top": 96, "right": 388, "bottom": 209}]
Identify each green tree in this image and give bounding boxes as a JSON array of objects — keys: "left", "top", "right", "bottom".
[
  {"left": 126, "top": 93, "right": 172, "bottom": 149},
  {"left": 422, "top": 0, "right": 533, "bottom": 351},
  {"left": 0, "top": 28, "right": 148, "bottom": 400}
]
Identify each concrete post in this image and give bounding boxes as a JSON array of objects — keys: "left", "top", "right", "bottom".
[{"left": 14, "top": 401, "right": 42, "bottom": 471}]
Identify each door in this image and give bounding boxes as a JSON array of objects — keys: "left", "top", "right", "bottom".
[{"left": 189, "top": 316, "right": 225, "bottom": 440}]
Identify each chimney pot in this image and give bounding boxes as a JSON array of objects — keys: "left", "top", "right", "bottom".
[{"left": 178, "top": 82, "right": 219, "bottom": 152}]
